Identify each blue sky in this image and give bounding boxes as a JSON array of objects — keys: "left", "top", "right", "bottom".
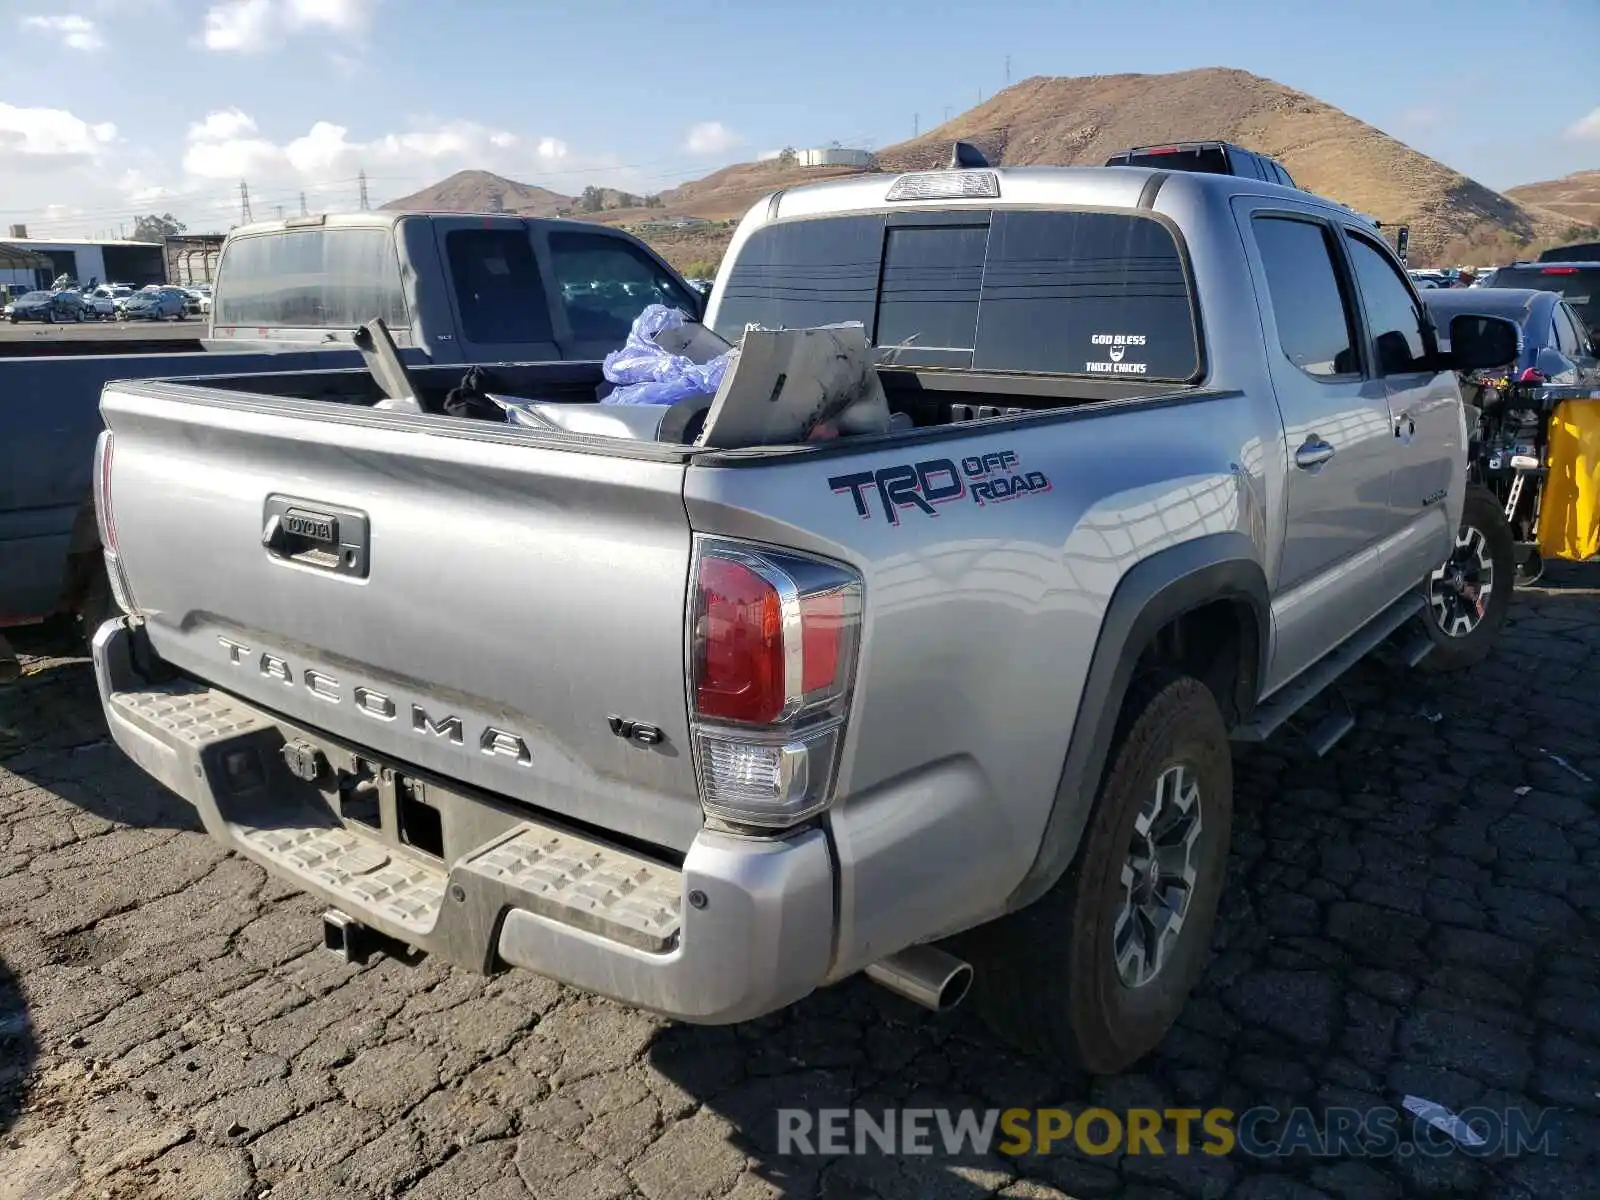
[{"left": 2, "top": 0, "right": 1596, "bottom": 238}]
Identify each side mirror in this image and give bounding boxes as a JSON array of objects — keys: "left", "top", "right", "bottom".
[{"left": 1443, "top": 313, "right": 1520, "bottom": 372}]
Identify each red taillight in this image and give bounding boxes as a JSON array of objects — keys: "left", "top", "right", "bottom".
[
  {"left": 694, "top": 557, "right": 785, "bottom": 724},
  {"left": 1142, "top": 146, "right": 1180, "bottom": 155},
  {"left": 1517, "top": 367, "right": 1545, "bottom": 384},
  {"left": 799, "top": 591, "right": 845, "bottom": 695},
  {"left": 1541, "top": 266, "right": 1578, "bottom": 274}
]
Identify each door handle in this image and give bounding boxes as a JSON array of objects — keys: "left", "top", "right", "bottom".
[
  {"left": 1394, "top": 413, "right": 1416, "bottom": 440},
  {"left": 1295, "top": 438, "right": 1336, "bottom": 469}
]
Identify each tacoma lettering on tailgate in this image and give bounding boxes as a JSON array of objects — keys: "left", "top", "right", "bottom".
[
  {"left": 215, "top": 636, "right": 533, "bottom": 765},
  {"left": 828, "top": 449, "right": 1052, "bottom": 524}
]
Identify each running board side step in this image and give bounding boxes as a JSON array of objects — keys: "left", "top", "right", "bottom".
[{"left": 1232, "top": 593, "right": 1426, "bottom": 747}]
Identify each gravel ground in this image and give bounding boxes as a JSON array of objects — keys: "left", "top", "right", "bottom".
[{"left": 2, "top": 567, "right": 1598, "bottom": 1200}]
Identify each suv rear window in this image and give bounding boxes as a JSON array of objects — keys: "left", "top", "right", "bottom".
[
  {"left": 713, "top": 210, "right": 1201, "bottom": 381},
  {"left": 215, "top": 228, "right": 408, "bottom": 329},
  {"left": 1489, "top": 266, "right": 1600, "bottom": 330},
  {"left": 1538, "top": 243, "right": 1600, "bottom": 264}
]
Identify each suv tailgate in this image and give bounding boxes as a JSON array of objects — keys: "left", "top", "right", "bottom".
[{"left": 99, "top": 380, "right": 703, "bottom": 853}]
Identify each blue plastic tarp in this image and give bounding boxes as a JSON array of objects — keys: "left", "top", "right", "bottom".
[{"left": 600, "top": 304, "right": 732, "bottom": 406}]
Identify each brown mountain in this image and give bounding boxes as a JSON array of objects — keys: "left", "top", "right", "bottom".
[
  {"left": 381, "top": 169, "right": 571, "bottom": 217},
  {"left": 874, "top": 68, "right": 1566, "bottom": 264},
  {"left": 1505, "top": 170, "right": 1600, "bottom": 233},
  {"left": 390, "top": 70, "right": 1577, "bottom": 271}
]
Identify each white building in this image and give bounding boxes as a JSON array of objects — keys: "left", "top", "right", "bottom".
[
  {"left": 0, "top": 227, "right": 166, "bottom": 291},
  {"left": 794, "top": 146, "right": 873, "bottom": 168}
]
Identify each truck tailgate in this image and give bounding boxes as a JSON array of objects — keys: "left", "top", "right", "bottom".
[{"left": 99, "top": 382, "right": 703, "bottom": 853}]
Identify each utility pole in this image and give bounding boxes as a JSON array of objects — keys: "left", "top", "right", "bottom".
[
  {"left": 358, "top": 169, "right": 370, "bottom": 211},
  {"left": 239, "top": 180, "right": 253, "bottom": 224},
  {"left": 1005, "top": 54, "right": 1011, "bottom": 86},
  {"left": 943, "top": 105, "right": 951, "bottom": 123},
  {"left": 276, "top": 204, "right": 285, "bottom": 220},
  {"left": 913, "top": 113, "right": 919, "bottom": 138},
  {"left": 299, "top": 192, "right": 308, "bottom": 216}
]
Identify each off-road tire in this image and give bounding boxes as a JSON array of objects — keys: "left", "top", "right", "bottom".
[
  {"left": 1419, "top": 484, "right": 1515, "bottom": 673},
  {"left": 960, "top": 674, "right": 1233, "bottom": 1074}
]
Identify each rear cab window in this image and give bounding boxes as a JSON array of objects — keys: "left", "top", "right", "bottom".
[
  {"left": 215, "top": 227, "right": 408, "bottom": 330},
  {"left": 713, "top": 209, "right": 1201, "bottom": 381}
]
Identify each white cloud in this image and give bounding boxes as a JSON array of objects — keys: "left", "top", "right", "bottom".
[
  {"left": 117, "top": 170, "right": 171, "bottom": 205},
  {"left": 176, "top": 110, "right": 605, "bottom": 204},
  {"left": 1564, "top": 108, "right": 1600, "bottom": 142},
  {"left": 684, "top": 121, "right": 741, "bottom": 156},
  {"left": 201, "top": 0, "right": 374, "bottom": 52},
  {"left": 20, "top": 14, "right": 104, "bottom": 51},
  {"left": 0, "top": 103, "right": 115, "bottom": 161}
]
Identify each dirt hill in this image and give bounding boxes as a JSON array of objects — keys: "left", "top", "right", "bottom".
[
  {"left": 387, "top": 70, "right": 1578, "bottom": 271},
  {"left": 875, "top": 68, "right": 1568, "bottom": 265},
  {"left": 1505, "top": 170, "right": 1600, "bottom": 234},
  {"left": 381, "top": 170, "right": 571, "bottom": 217}
]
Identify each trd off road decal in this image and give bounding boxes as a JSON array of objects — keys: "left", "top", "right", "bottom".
[
  {"left": 1086, "top": 332, "right": 1148, "bottom": 375},
  {"left": 828, "top": 450, "right": 1052, "bottom": 525}
]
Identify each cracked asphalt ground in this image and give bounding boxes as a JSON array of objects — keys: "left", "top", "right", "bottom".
[{"left": 3, "top": 569, "right": 1599, "bottom": 1200}]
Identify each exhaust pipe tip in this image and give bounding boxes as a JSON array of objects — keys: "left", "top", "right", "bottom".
[{"left": 864, "top": 944, "right": 973, "bottom": 1013}]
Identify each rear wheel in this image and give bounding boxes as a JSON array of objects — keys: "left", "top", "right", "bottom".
[
  {"left": 1419, "top": 484, "right": 1515, "bottom": 672},
  {"left": 961, "top": 674, "right": 1233, "bottom": 1074}
]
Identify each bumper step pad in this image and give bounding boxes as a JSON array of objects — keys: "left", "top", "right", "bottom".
[{"left": 108, "top": 681, "right": 684, "bottom": 960}]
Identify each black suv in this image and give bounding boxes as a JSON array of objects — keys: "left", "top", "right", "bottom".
[{"left": 1103, "top": 140, "right": 1298, "bottom": 188}]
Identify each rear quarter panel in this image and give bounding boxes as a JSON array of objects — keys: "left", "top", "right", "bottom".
[{"left": 685, "top": 392, "right": 1276, "bottom": 968}]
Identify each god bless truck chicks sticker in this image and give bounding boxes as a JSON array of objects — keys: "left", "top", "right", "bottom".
[
  {"left": 1086, "top": 332, "right": 1148, "bottom": 375},
  {"left": 829, "top": 450, "right": 1052, "bottom": 525}
]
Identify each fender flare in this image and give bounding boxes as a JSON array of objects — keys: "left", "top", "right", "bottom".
[{"left": 1004, "top": 531, "right": 1269, "bottom": 912}]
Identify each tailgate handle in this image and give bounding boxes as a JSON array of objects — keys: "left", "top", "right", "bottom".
[{"left": 262, "top": 496, "right": 370, "bottom": 578}]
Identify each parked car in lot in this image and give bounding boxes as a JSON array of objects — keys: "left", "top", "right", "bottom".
[
  {"left": 1103, "top": 139, "right": 1299, "bottom": 188},
  {"left": 7, "top": 289, "right": 85, "bottom": 323},
  {"left": 88, "top": 159, "right": 1521, "bottom": 1073},
  {"left": 1427, "top": 286, "right": 1598, "bottom": 386},
  {"left": 120, "top": 287, "right": 191, "bottom": 321},
  {"left": 1482, "top": 262, "right": 1600, "bottom": 342}
]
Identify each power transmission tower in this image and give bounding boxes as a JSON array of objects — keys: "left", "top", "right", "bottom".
[
  {"left": 1005, "top": 54, "right": 1011, "bottom": 85},
  {"left": 358, "top": 169, "right": 370, "bottom": 211},
  {"left": 299, "top": 192, "right": 308, "bottom": 216},
  {"left": 276, "top": 204, "right": 285, "bottom": 220},
  {"left": 913, "top": 113, "right": 919, "bottom": 137},
  {"left": 239, "top": 180, "right": 253, "bottom": 224},
  {"left": 943, "top": 105, "right": 951, "bottom": 123}
]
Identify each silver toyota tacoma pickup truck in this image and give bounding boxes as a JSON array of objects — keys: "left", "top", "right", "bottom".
[{"left": 90, "top": 160, "right": 1521, "bottom": 1073}]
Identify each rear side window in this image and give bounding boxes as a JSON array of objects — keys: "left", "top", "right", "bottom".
[
  {"left": 1119, "top": 146, "right": 1232, "bottom": 174},
  {"left": 1347, "top": 233, "right": 1429, "bottom": 373},
  {"left": 443, "top": 229, "right": 553, "bottom": 345},
  {"left": 1251, "top": 216, "right": 1359, "bottom": 378},
  {"left": 547, "top": 231, "right": 699, "bottom": 343},
  {"left": 712, "top": 215, "right": 883, "bottom": 337},
  {"left": 975, "top": 210, "right": 1199, "bottom": 379},
  {"left": 214, "top": 228, "right": 407, "bottom": 329},
  {"left": 1553, "top": 303, "right": 1584, "bottom": 356},
  {"left": 874, "top": 223, "right": 987, "bottom": 361}
]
